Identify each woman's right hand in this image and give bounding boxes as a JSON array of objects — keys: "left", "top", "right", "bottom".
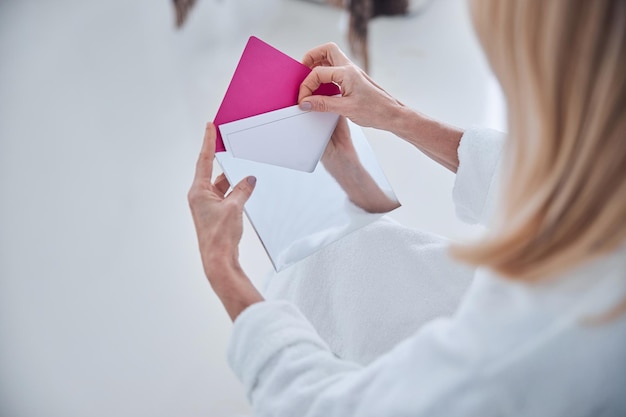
[
  {"left": 298, "top": 43, "right": 405, "bottom": 131},
  {"left": 300, "top": 43, "right": 463, "bottom": 173}
]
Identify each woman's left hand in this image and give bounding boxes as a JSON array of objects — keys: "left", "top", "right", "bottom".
[
  {"left": 188, "top": 123, "right": 263, "bottom": 320},
  {"left": 322, "top": 118, "right": 401, "bottom": 213}
]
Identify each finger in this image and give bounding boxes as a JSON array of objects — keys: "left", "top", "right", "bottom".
[
  {"left": 194, "top": 123, "right": 216, "bottom": 185},
  {"left": 214, "top": 173, "right": 230, "bottom": 196},
  {"left": 300, "top": 95, "right": 346, "bottom": 114},
  {"left": 298, "top": 66, "right": 345, "bottom": 103},
  {"left": 302, "top": 42, "right": 351, "bottom": 68},
  {"left": 226, "top": 176, "right": 257, "bottom": 208}
]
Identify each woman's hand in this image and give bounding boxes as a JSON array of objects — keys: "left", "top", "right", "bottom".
[
  {"left": 299, "top": 43, "right": 464, "bottom": 173},
  {"left": 188, "top": 123, "right": 263, "bottom": 321},
  {"left": 298, "top": 43, "right": 405, "bottom": 131}
]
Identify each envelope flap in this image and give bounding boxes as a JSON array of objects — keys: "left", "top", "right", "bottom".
[{"left": 218, "top": 105, "right": 340, "bottom": 172}]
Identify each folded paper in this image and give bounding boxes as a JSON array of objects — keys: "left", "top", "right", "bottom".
[{"left": 213, "top": 36, "right": 340, "bottom": 153}]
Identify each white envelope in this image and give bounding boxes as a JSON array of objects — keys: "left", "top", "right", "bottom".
[{"left": 218, "top": 105, "right": 340, "bottom": 173}]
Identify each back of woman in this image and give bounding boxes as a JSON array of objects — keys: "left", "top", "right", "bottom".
[{"left": 187, "top": 0, "right": 626, "bottom": 415}]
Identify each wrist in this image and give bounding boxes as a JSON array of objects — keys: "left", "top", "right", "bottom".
[
  {"left": 388, "top": 105, "right": 428, "bottom": 146},
  {"left": 377, "top": 98, "right": 408, "bottom": 133},
  {"left": 203, "top": 250, "right": 242, "bottom": 286},
  {"left": 204, "top": 256, "right": 264, "bottom": 321},
  {"left": 388, "top": 107, "right": 464, "bottom": 172}
]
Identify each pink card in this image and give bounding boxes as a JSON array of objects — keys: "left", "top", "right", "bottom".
[{"left": 213, "top": 36, "right": 341, "bottom": 152}]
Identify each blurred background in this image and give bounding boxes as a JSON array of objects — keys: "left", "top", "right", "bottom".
[{"left": 0, "top": 0, "right": 505, "bottom": 416}]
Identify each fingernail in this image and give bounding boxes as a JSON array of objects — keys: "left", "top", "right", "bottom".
[
  {"left": 247, "top": 176, "right": 257, "bottom": 186},
  {"left": 299, "top": 101, "right": 312, "bottom": 111}
]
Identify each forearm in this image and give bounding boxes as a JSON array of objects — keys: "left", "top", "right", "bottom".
[
  {"left": 324, "top": 158, "right": 400, "bottom": 213},
  {"left": 386, "top": 105, "right": 464, "bottom": 173}
]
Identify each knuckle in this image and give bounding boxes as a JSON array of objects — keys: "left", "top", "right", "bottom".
[
  {"left": 187, "top": 188, "right": 200, "bottom": 205},
  {"left": 302, "top": 73, "right": 317, "bottom": 91},
  {"left": 235, "top": 182, "right": 250, "bottom": 194},
  {"left": 346, "top": 65, "right": 359, "bottom": 77},
  {"left": 223, "top": 197, "right": 240, "bottom": 211},
  {"left": 313, "top": 66, "right": 324, "bottom": 79}
]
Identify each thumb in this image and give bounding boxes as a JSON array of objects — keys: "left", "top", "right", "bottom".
[
  {"left": 300, "top": 96, "right": 344, "bottom": 114},
  {"left": 227, "top": 176, "right": 256, "bottom": 208}
]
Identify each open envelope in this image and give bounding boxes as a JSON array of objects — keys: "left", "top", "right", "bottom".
[
  {"left": 213, "top": 36, "right": 340, "bottom": 162},
  {"left": 212, "top": 36, "right": 400, "bottom": 271},
  {"left": 215, "top": 119, "right": 400, "bottom": 271}
]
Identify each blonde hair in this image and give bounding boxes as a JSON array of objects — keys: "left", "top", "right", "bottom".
[{"left": 452, "top": 0, "right": 626, "bottom": 282}]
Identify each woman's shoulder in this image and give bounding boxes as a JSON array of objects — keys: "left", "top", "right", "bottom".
[
  {"left": 433, "top": 245, "right": 626, "bottom": 414},
  {"left": 448, "top": 240, "right": 626, "bottom": 363},
  {"left": 464, "top": 242, "right": 626, "bottom": 322}
]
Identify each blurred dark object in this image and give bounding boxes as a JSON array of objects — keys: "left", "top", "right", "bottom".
[
  {"left": 172, "top": 0, "right": 417, "bottom": 73},
  {"left": 305, "top": 0, "right": 411, "bottom": 72},
  {"left": 173, "top": 0, "right": 197, "bottom": 28},
  {"left": 347, "top": 0, "right": 408, "bottom": 72}
]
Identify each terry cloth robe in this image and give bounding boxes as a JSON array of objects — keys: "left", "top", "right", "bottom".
[{"left": 228, "top": 127, "right": 626, "bottom": 417}]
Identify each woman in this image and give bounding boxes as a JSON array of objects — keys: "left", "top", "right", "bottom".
[{"left": 188, "top": 0, "right": 626, "bottom": 415}]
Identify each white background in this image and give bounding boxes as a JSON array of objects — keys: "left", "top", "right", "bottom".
[{"left": 0, "top": 0, "right": 504, "bottom": 415}]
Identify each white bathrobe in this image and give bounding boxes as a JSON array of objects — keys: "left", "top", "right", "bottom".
[{"left": 228, "top": 128, "right": 626, "bottom": 416}]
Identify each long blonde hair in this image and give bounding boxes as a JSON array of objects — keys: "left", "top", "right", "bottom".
[{"left": 452, "top": 0, "right": 626, "bottom": 282}]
